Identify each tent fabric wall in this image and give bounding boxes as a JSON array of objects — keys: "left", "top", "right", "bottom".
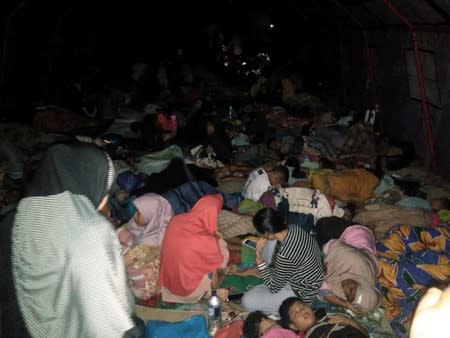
[
  {"left": 361, "top": 29, "right": 449, "bottom": 177},
  {"left": 340, "top": 27, "right": 450, "bottom": 178},
  {"left": 331, "top": 0, "right": 450, "bottom": 178}
]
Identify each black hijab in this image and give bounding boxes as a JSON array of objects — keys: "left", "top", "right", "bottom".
[{"left": 26, "top": 143, "right": 115, "bottom": 207}]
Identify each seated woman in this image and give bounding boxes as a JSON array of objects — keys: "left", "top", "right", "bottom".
[
  {"left": 158, "top": 194, "right": 230, "bottom": 303},
  {"left": 11, "top": 143, "right": 143, "bottom": 338},
  {"left": 279, "top": 297, "right": 368, "bottom": 337},
  {"left": 243, "top": 311, "right": 298, "bottom": 338},
  {"left": 236, "top": 208, "right": 325, "bottom": 313},
  {"left": 117, "top": 193, "right": 174, "bottom": 301},
  {"left": 319, "top": 224, "right": 380, "bottom": 314}
]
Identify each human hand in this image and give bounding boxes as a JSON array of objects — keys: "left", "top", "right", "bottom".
[
  {"left": 227, "top": 265, "right": 241, "bottom": 275},
  {"left": 216, "top": 288, "right": 230, "bottom": 302},
  {"left": 410, "top": 286, "right": 450, "bottom": 338},
  {"left": 216, "top": 231, "right": 224, "bottom": 240},
  {"left": 347, "top": 303, "right": 364, "bottom": 315},
  {"left": 255, "top": 238, "right": 267, "bottom": 264},
  {"left": 227, "top": 265, "right": 260, "bottom": 277}
]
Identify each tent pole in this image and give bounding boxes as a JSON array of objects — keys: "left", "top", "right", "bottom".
[{"left": 383, "top": 0, "right": 437, "bottom": 170}]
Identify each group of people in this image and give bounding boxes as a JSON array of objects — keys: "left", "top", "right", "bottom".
[
  {"left": 6, "top": 139, "right": 450, "bottom": 338},
  {"left": 231, "top": 208, "right": 379, "bottom": 338},
  {"left": 243, "top": 297, "right": 368, "bottom": 338},
  {"left": 5, "top": 140, "right": 378, "bottom": 338},
  {"left": 242, "top": 283, "right": 450, "bottom": 338},
  {"left": 5, "top": 142, "right": 254, "bottom": 337}
]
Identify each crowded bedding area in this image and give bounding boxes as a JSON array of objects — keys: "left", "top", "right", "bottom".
[{"left": 1, "top": 49, "right": 450, "bottom": 338}]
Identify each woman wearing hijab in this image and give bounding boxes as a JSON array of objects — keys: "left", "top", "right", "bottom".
[
  {"left": 158, "top": 194, "right": 230, "bottom": 303},
  {"left": 117, "top": 193, "right": 173, "bottom": 300},
  {"left": 11, "top": 143, "right": 143, "bottom": 338},
  {"left": 319, "top": 225, "right": 380, "bottom": 314},
  {"left": 119, "top": 193, "right": 173, "bottom": 249}
]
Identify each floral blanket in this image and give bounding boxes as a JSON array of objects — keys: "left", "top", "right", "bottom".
[{"left": 376, "top": 224, "right": 450, "bottom": 337}]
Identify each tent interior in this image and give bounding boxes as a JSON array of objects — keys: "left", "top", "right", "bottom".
[{"left": 1, "top": 0, "right": 450, "bottom": 337}]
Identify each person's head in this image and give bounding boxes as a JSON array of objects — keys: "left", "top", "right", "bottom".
[
  {"left": 315, "top": 216, "right": 353, "bottom": 247},
  {"left": 279, "top": 297, "right": 316, "bottom": 332},
  {"left": 133, "top": 210, "right": 146, "bottom": 226},
  {"left": 343, "top": 203, "right": 357, "bottom": 221},
  {"left": 26, "top": 143, "right": 115, "bottom": 210},
  {"left": 191, "top": 194, "right": 223, "bottom": 234},
  {"left": 131, "top": 193, "right": 173, "bottom": 227},
  {"left": 341, "top": 278, "right": 359, "bottom": 303},
  {"left": 243, "top": 311, "right": 280, "bottom": 338},
  {"left": 127, "top": 193, "right": 174, "bottom": 244},
  {"left": 268, "top": 165, "right": 289, "bottom": 187},
  {"left": 253, "top": 207, "right": 287, "bottom": 239}
]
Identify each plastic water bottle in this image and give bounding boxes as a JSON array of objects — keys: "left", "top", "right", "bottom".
[{"left": 208, "top": 290, "right": 222, "bottom": 337}]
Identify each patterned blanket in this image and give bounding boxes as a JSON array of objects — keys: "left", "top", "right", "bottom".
[
  {"left": 376, "top": 224, "right": 450, "bottom": 337},
  {"left": 310, "top": 300, "right": 395, "bottom": 338}
]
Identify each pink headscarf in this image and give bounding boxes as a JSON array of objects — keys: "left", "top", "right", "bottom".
[
  {"left": 126, "top": 193, "right": 174, "bottom": 247},
  {"left": 323, "top": 224, "right": 376, "bottom": 256},
  {"left": 158, "top": 194, "right": 225, "bottom": 296}
]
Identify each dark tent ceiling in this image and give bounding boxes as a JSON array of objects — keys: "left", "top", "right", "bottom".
[
  {"left": 1, "top": 0, "right": 450, "bottom": 57},
  {"left": 2, "top": 0, "right": 450, "bottom": 67},
  {"left": 0, "top": 0, "right": 449, "bottom": 118}
]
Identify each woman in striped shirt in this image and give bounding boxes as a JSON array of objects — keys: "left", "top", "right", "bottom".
[{"left": 240, "top": 208, "right": 325, "bottom": 313}]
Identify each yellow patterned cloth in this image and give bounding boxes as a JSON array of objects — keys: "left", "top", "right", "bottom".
[
  {"left": 312, "top": 168, "right": 379, "bottom": 202},
  {"left": 376, "top": 224, "right": 450, "bottom": 338}
]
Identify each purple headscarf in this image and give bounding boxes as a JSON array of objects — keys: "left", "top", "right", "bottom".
[{"left": 126, "top": 193, "right": 174, "bottom": 247}]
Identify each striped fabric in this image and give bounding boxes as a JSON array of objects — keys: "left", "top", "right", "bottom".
[
  {"left": 258, "top": 224, "right": 325, "bottom": 303},
  {"left": 12, "top": 193, "right": 135, "bottom": 338}
]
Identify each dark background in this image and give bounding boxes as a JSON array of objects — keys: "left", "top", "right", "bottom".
[
  {"left": 2, "top": 0, "right": 450, "bottom": 177},
  {"left": 0, "top": 0, "right": 341, "bottom": 120}
]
